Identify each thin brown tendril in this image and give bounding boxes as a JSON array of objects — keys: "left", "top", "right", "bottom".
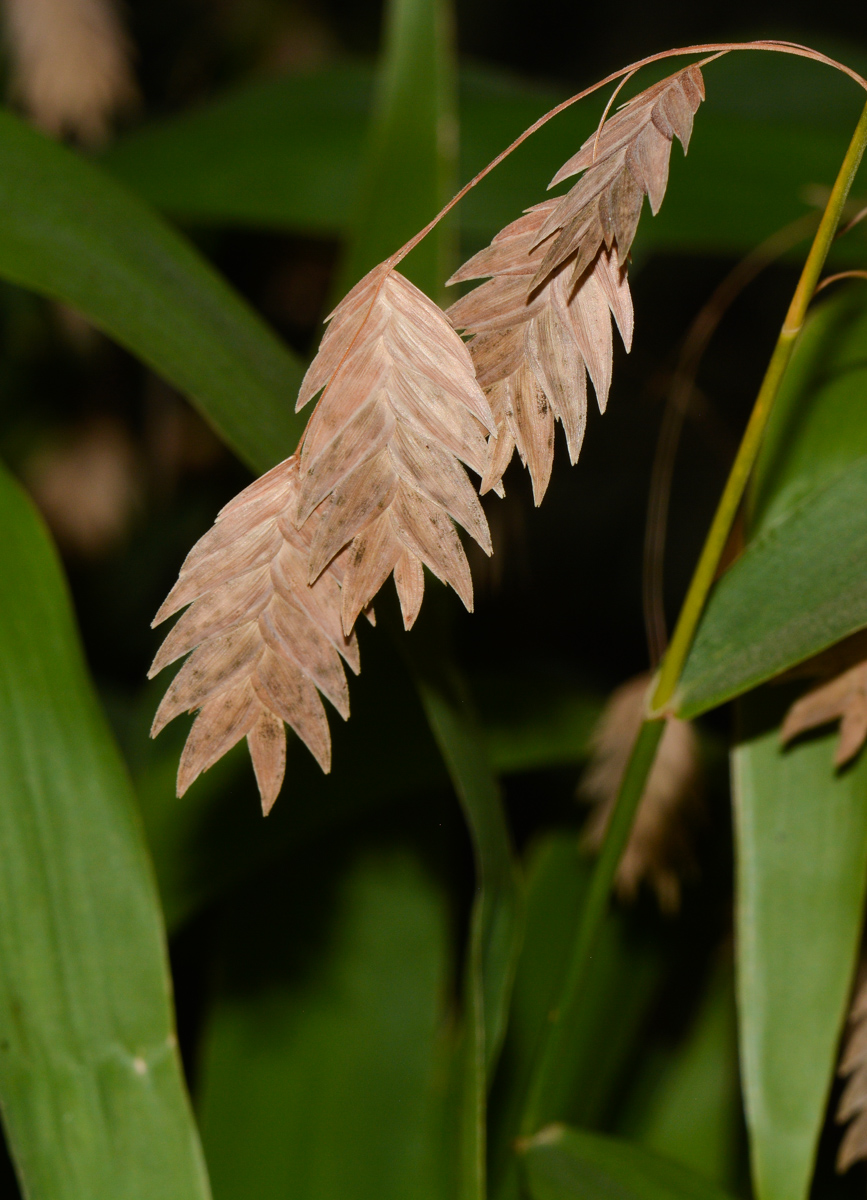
[
  {"left": 592, "top": 70, "right": 638, "bottom": 162},
  {"left": 642, "top": 212, "right": 820, "bottom": 666},
  {"left": 835, "top": 203, "right": 867, "bottom": 239},
  {"left": 814, "top": 269, "right": 867, "bottom": 293}
]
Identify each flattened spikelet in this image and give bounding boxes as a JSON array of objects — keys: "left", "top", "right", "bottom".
[
  {"left": 447, "top": 65, "right": 704, "bottom": 502},
  {"left": 295, "top": 263, "right": 495, "bottom": 632},
  {"left": 150, "top": 456, "right": 360, "bottom": 814},
  {"left": 781, "top": 659, "right": 867, "bottom": 767},
  {"left": 836, "top": 966, "right": 867, "bottom": 1172},
  {"left": 536, "top": 64, "right": 706, "bottom": 284}
]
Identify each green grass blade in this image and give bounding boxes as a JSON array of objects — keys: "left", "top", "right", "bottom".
[
  {"left": 332, "top": 0, "right": 457, "bottom": 299},
  {"left": 748, "top": 288, "right": 867, "bottom": 534},
  {"left": 677, "top": 288, "right": 867, "bottom": 718},
  {"left": 0, "top": 466, "right": 210, "bottom": 1200},
  {"left": 412, "top": 646, "right": 522, "bottom": 1076},
  {"left": 676, "top": 457, "right": 867, "bottom": 718},
  {"left": 520, "top": 1125, "right": 736, "bottom": 1200},
  {"left": 732, "top": 689, "right": 867, "bottom": 1200},
  {"left": 0, "top": 109, "right": 304, "bottom": 473},
  {"left": 197, "top": 850, "right": 450, "bottom": 1200},
  {"left": 490, "top": 834, "right": 662, "bottom": 1200}
]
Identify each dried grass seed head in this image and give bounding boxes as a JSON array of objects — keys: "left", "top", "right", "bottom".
[
  {"left": 447, "top": 65, "right": 703, "bottom": 504},
  {"left": 150, "top": 456, "right": 360, "bottom": 814},
  {"left": 781, "top": 658, "right": 867, "bottom": 767},
  {"left": 836, "top": 963, "right": 867, "bottom": 1172},
  {"left": 295, "top": 263, "right": 495, "bottom": 634},
  {"left": 580, "top": 673, "right": 702, "bottom": 912},
  {"left": 448, "top": 205, "right": 632, "bottom": 503}
]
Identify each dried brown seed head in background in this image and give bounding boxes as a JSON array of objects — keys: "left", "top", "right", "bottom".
[
  {"left": 150, "top": 456, "right": 360, "bottom": 813},
  {"left": 580, "top": 673, "right": 702, "bottom": 912},
  {"left": 295, "top": 263, "right": 495, "bottom": 633},
  {"left": 836, "top": 964, "right": 867, "bottom": 1172},
  {"left": 2, "top": 0, "right": 137, "bottom": 144},
  {"left": 447, "top": 65, "right": 704, "bottom": 503},
  {"left": 781, "top": 659, "right": 867, "bottom": 767}
]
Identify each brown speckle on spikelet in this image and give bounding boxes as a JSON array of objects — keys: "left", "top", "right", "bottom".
[
  {"left": 447, "top": 65, "right": 704, "bottom": 503},
  {"left": 294, "top": 262, "right": 495, "bottom": 633},
  {"left": 2, "top": 0, "right": 138, "bottom": 144},
  {"left": 836, "top": 963, "right": 867, "bottom": 1172},
  {"left": 781, "top": 659, "right": 867, "bottom": 767},
  {"left": 580, "top": 673, "right": 701, "bottom": 912},
  {"left": 150, "top": 456, "right": 360, "bottom": 813}
]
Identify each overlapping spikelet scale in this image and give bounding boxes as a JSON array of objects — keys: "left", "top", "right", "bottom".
[
  {"left": 149, "top": 456, "right": 359, "bottom": 812},
  {"left": 294, "top": 262, "right": 495, "bottom": 633},
  {"left": 447, "top": 64, "right": 704, "bottom": 502}
]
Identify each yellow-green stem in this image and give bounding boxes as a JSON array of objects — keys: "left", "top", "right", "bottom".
[{"left": 652, "top": 96, "right": 867, "bottom": 712}]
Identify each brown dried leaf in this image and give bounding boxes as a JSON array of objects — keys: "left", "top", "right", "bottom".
[
  {"left": 836, "top": 965, "right": 867, "bottom": 1172},
  {"left": 295, "top": 263, "right": 494, "bottom": 632},
  {"left": 781, "top": 660, "right": 867, "bottom": 767},
  {"left": 150, "top": 456, "right": 359, "bottom": 814},
  {"left": 580, "top": 673, "right": 702, "bottom": 912},
  {"left": 448, "top": 201, "right": 631, "bottom": 502}
]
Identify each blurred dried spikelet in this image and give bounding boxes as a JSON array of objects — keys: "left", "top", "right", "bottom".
[
  {"left": 836, "top": 961, "right": 867, "bottom": 1171},
  {"left": 24, "top": 415, "right": 141, "bottom": 556},
  {"left": 781, "top": 659, "right": 867, "bottom": 767},
  {"left": 447, "top": 65, "right": 704, "bottom": 503},
  {"left": 2, "top": 0, "right": 137, "bottom": 144},
  {"left": 150, "top": 456, "right": 360, "bottom": 814},
  {"left": 294, "top": 262, "right": 495, "bottom": 634},
  {"left": 580, "top": 673, "right": 701, "bottom": 912}
]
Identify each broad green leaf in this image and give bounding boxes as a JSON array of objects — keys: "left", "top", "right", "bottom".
[
  {"left": 102, "top": 64, "right": 372, "bottom": 234},
  {"left": 619, "top": 958, "right": 741, "bottom": 1190},
  {"left": 0, "top": 109, "right": 304, "bottom": 473},
  {"left": 198, "top": 851, "right": 450, "bottom": 1200},
  {"left": 732, "top": 689, "right": 867, "bottom": 1200},
  {"left": 676, "top": 457, "right": 867, "bottom": 719},
  {"left": 0, "top": 467, "right": 210, "bottom": 1200},
  {"left": 490, "top": 834, "right": 662, "bottom": 1200},
  {"left": 520, "top": 1125, "right": 735, "bottom": 1200}
]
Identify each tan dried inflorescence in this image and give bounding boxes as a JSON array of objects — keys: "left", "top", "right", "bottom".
[
  {"left": 836, "top": 966, "right": 867, "bottom": 1171},
  {"left": 294, "top": 262, "right": 494, "bottom": 634},
  {"left": 151, "top": 66, "right": 708, "bottom": 811},
  {"left": 447, "top": 65, "right": 704, "bottom": 503},
  {"left": 2, "top": 0, "right": 137, "bottom": 143},
  {"left": 149, "top": 457, "right": 360, "bottom": 814},
  {"left": 580, "top": 674, "right": 702, "bottom": 911}
]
